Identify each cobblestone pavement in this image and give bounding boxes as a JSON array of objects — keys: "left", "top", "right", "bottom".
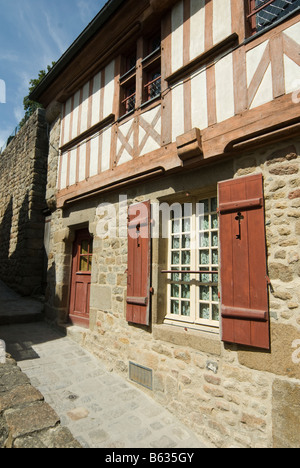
[{"left": 0, "top": 322, "right": 207, "bottom": 449}]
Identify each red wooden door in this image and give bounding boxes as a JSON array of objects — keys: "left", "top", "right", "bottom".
[{"left": 69, "top": 229, "right": 93, "bottom": 328}]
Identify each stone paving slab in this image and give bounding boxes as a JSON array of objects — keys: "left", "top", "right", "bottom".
[{"left": 0, "top": 322, "right": 208, "bottom": 449}]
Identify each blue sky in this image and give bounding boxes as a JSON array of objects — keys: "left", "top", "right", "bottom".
[{"left": 0, "top": 0, "right": 107, "bottom": 150}]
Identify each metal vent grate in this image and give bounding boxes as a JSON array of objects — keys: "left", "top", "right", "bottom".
[{"left": 129, "top": 362, "right": 153, "bottom": 390}]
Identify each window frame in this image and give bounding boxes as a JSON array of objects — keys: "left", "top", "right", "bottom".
[
  {"left": 246, "top": 0, "right": 300, "bottom": 37},
  {"left": 119, "top": 32, "right": 161, "bottom": 117},
  {"left": 164, "top": 195, "right": 220, "bottom": 334}
]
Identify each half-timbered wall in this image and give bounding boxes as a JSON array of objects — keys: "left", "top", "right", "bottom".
[{"left": 56, "top": 0, "right": 300, "bottom": 197}]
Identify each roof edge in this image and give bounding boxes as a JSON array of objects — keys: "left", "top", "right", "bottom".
[{"left": 29, "top": 0, "right": 126, "bottom": 103}]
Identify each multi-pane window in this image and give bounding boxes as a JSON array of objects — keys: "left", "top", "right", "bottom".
[
  {"left": 166, "top": 197, "right": 219, "bottom": 331},
  {"left": 79, "top": 238, "right": 93, "bottom": 272},
  {"left": 119, "top": 33, "right": 161, "bottom": 117},
  {"left": 247, "top": 0, "right": 299, "bottom": 35}
]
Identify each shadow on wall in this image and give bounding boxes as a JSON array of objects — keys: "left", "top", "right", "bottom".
[{"left": 0, "top": 192, "right": 47, "bottom": 297}]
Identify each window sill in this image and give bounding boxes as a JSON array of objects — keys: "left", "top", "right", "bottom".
[
  {"left": 140, "top": 94, "right": 161, "bottom": 110},
  {"left": 152, "top": 323, "right": 221, "bottom": 356}
]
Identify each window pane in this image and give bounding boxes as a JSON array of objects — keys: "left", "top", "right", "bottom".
[
  {"left": 172, "top": 219, "right": 180, "bottom": 234},
  {"left": 200, "top": 303, "right": 210, "bottom": 320},
  {"left": 181, "top": 268, "right": 190, "bottom": 282},
  {"left": 211, "top": 231, "right": 218, "bottom": 247},
  {"left": 182, "top": 250, "right": 190, "bottom": 265},
  {"left": 211, "top": 214, "right": 218, "bottom": 229},
  {"left": 172, "top": 236, "right": 180, "bottom": 249},
  {"left": 81, "top": 240, "right": 89, "bottom": 255},
  {"left": 182, "top": 235, "right": 190, "bottom": 249},
  {"left": 182, "top": 218, "right": 190, "bottom": 232},
  {"left": 181, "top": 301, "right": 190, "bottom": 317},
  {"left": 199, "top": 199, "right": 209, "bottom": 214},
  {"left": 171, "top": 251, "right": 180, "bottom": 265},
  {"left": 171, "top": 300, "right": 180, "bottom": 315},
  {"left": 200, "top": 286, "right": 210, "bottom": 301},
  {"left": 171, "top": 269, "right": 180, "bottom": 282},
  {"left": 200, "top": 232, "right": 209, "bottom": 248},
  {"left": 171, "top": 284, "right": 180, "bottom": 298},
  {"left": 211, "top": 197, "right": 218, "bottom": 212},
  {"left": 212, "top": 286, "right": 219, "bottom": 302},
  {"left": 199, "top": 215, "right": 209, "bottom": 230},
  {"left": 79, "top": 256, "right": 89, "bottom": 272},
  {"left": 212, "top": 249, "right": 218, "bottom": 265},
  {"left": 200, "top": 250, "right": 209, "bottom": 265},
  {"left": 212, "top": 304, "right": 219, "bottom": 321},
  {"left": 181, "top": 284, "right": 190, "bottom": 299}
]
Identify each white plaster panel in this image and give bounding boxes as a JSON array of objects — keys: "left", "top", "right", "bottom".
[
  {"left": 69, "top": 149, "right": 77, "bottom": 186},
  {"left": 117, "top": 150, "right": 132, "bottom": 166},
  {"left": 62, "top": 98, "right": 72, "bottom": 145},
  {"left": 101, "top": 127, "right": 112, "bottom": 172},
  {"left": 284, "top": 55, "right": 300, "bottom": 95},
  {"left": 78, "top": 144, "right": 86, "bottom": 182},
  {"left": 172, "top": 82, "right": 185, "bottom": 142},
  {"left": 284, "top": 22, "right": 300, "bottom": 43},
  {"left": 190, "top": 0, "right": 205, "bottom": 60},
  {"left": 215, "top": 53, "right": 235, "bottom": 123},
  {"left": 171, "top": 0, "right": 184, "bottom": 73},
  {"left": 71, "top": 91, "right": 80, "bottom": 140},
  {"left": 191, "top": 68, "right": 208, "bottom": 130},
  {"left": 80, "top": 82, "right": 90, "bottom": 134},
  {"left": 90, "top": 134, "right": 99, "bottom": 177},
  {"left": 91, "top": 72, "right": 101, "bottom": 127},
  {"left": 103, "top": 60, "right": 115, "bottom": 118},
  {"left": 246, "top": 40, "right": 268, "bottom": 87},
  {"left": 59, "top": 152, "right": 68, "bottom": 189},
  {"left": 213, "top": 0, "right": 231, "bottom": 45},
  {"left": 250, "top": 63, "right": 273, "bottom": 109}
]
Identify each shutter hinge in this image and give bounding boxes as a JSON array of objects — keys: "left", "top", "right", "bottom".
[{"left": 150, "top": 287, "right": 154, "bottom": 294}]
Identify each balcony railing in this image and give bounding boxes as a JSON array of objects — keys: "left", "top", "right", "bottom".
[
  {"left": 247, "top": 0, "right": 299, "bottom": 35},
  {"left": 122, "top": 91, "right": 136, "bottom": 115}
]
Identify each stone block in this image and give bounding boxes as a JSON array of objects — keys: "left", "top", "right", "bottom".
[
  {"left": 90, "top": 285, "right": 112, "bottom": 310},
  {"left": 4, "top": 401, "right": 60, "bottom": 439},
  {"left": 272, "top": 379, "right": 300, "bottom": 448}
]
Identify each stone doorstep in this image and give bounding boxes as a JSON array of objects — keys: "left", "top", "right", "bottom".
[{"left": 0, "top": 355, "right": 82, "bottom": 448}]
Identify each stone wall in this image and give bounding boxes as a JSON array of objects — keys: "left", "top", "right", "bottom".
[
  {"left": 45, "top": 137, "right": 300, "bottom": 448},
  {"left": 0, "top": 109, "right": 49, "bottom": 296},
  {"left": 0, "top": 354, "right": 81, "bottom": 448}
]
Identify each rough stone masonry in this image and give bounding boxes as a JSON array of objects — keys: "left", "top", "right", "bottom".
[
  {"left": 0, "top": 354, "right": 81, "bottom": 448},
  {"left": 0, "top": 109, "right": 49, "bottom": 296}
]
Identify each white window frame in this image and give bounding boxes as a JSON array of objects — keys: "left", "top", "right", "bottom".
[{"left": 164, "top": 195, "right": 220, "bottom": 334}]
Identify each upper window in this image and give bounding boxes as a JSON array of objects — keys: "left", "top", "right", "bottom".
[
  {"left": 119, "top": 33, "right": 161, "bottom": 117},
  {"left": 165, "top": 197, "right": 220, "bottom": 332},
  {"left": 247, "top": 0, "right": 299, "bottom": 36}
]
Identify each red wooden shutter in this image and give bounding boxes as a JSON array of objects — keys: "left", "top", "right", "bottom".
[
  {"left": 126, "top": 201, "right": 151, "bottom": 326},
  {"left": 218, "top": 174, "right": 270, "bottom": 349}
]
